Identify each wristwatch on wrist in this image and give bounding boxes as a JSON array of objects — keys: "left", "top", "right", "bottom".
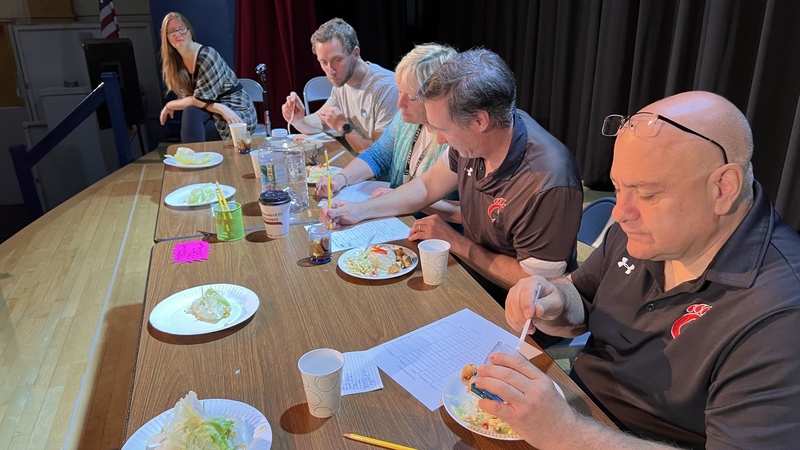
[{"left": 341, "top": 123, "right": 353, "bottom": 134}]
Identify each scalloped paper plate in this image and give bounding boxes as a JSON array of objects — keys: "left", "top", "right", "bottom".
[
  {"left": 337, "top": 245, "right": 418, "bottom": 280},
  {"left": 149, "top": 284, "right": 259, "bottom": 335},
  {"left": 164, "top": 183, "right": 235, "bottom": 207},
  {"left": 441, "top": 369, "right": 564, "bottom": 440},
  {"left": 306, "top": 165, "right": 343, "bottom": 185},
  {"left": 164, "top": 152, "right": 223, "bottom": 169},
  {"left": 122, "top": 398, "right": 272, "bottom": 449}
]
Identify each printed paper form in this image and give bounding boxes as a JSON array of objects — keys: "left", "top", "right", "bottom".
[
  {"left": 331, "top": 218, "right": 410, "bottom": 252},
  {"left": 342, "top": 348, "right": 384, "bottom": 395},
  {"left": 372, "top": 308, "right": 541, "bottom": 410},
  {"left": 303, "top": 218, "right": 411, "bottom": 253}
]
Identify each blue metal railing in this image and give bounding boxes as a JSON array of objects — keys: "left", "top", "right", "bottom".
[{"left": 8, "top": 72, "right": 132, "bottom": 219}]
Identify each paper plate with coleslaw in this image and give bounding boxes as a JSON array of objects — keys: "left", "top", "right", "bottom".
[
  {"left": 441, "top": 368, "right": 565, "bottom": 440},
  {"left": 306, "top": 164, "right": 343, "bottom": 185},
  {"left": 337, "top": 244, "right": 418, "bottom": 280}
]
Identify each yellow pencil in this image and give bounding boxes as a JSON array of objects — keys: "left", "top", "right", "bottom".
[
  {"left": 215, "top": 181, "right": 230, "bottom": 212},
  {"left": 325, "top": 149, "right": 333, "bottom": 229},
  {"left": 342, "top": 433, "right": 417, "bottom": 450},
  {"left": 214, "top": 181, "right": 231, "bottom": 233}
]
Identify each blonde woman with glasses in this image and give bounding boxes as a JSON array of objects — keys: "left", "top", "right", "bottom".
[
  {"left": 158, "top": 12, "right": 256, "bottom": 142},
  {"left": 315, "top": 43, "right": 460, "bottom": 223}
]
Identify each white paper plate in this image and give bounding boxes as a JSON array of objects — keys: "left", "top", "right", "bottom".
[
  {"left": 289, "top": 136, "right": 324, "bottom": 149},
  {"left": 164, "top": 183, "right": 236, "bottom": 207},
  {"left": 441, "top": 369, "right": 564, "bottom": 440},
  {"left": 149, "top": 284, "right": 259, "bottom": 335},
  {"left": 122, "top": 398, "right": 272, "bottom": 450},
  {"left": 306, "top": 165, "right": 343, "bottom": 185},
  {"left": 337, "top": 245, "right": 418, "bottom": 280},
  {"left": 164, "top": 152, "right": 223, "bottom": 169},
  {"left": 289, "top": 132, "right": 335, "bottom": 143}
]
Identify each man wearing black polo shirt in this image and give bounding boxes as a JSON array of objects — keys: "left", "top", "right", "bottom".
[
  {"left": 477, "top": 91, "right": 800, "bottom": 449},
  {"left": 321, "top": 49, "right": 583, "bottom": 293}
]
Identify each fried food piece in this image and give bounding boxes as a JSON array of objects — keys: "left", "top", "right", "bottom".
[
  {"left": 461, "top": 363, "right": 478, "bottom": 384},
  {"left": 400, "top": 254, "right": 412, "bottom": 268},
  {"left": 387, "top": 264, "right": 400, "bottom": 274}
]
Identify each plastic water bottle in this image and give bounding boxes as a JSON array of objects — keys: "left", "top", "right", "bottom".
[{"left": 257, "top": 129, "right": 308, "bottom": 213}]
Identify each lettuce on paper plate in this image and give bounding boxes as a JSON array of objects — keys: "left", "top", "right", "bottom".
[
  {"left": 146, "top": 391, "right": 252, "bottom": 450},
  {"left": 165, "top": 147, "right": 214, "bottom": 165},
  {"left": 187, "top": 184, "right": 218, "bottom": 205}
]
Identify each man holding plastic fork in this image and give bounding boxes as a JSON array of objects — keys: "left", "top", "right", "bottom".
[
  {"left": 479, "top": 91, "right": 800, "bottom": 449},
  {"left": 281, "top": 18, "right": 398, "bottom": 153}
]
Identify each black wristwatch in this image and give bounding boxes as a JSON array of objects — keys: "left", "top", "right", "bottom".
[{"left": 341, "top": 123, "right": 353, "bottom": 134}]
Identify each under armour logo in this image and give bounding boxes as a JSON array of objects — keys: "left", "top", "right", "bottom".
[
  {"left": 466, "top": 167, "right": 474, "bottom": 177},
  {"left": 617, "top": 257, "right": 635, "bottom": 274}
]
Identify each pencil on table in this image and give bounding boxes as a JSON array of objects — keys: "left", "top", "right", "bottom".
[
  {"left": 342, "top": 433, "right": 417, "bottom": 450},
  {"left": 325, "top": 150, "right": 332, "bottom": 229}
]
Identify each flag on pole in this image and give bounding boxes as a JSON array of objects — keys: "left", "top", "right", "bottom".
[{"left": 99, "top": 0, "right": 120, "bottom": 39}]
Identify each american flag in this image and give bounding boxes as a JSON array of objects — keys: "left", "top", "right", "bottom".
[{"left": 99, "top": 0, "right": 119, "bottom": 39}]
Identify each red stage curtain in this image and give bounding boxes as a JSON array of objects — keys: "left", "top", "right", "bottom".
[{"left": 236, "top": 0, "right": 321, "bottom": 129}]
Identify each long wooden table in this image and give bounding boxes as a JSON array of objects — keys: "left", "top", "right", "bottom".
[
  {"left": 125, "top": 230, "right": 615, "bottom": 447},
  {"left": 154, "top": 139, "right": 353, "bottom": 242}
]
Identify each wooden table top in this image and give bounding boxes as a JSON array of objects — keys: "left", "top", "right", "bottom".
[
  {"left": 155, "top": 139, "right": 353, "bottom": 242},
  {"left": 125, "top": 222, "right": 615, "bottom": 448}
]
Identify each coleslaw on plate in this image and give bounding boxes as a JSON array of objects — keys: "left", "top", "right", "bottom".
[
  {"left": 342, "top": 244, "right": 413, "bottom": 276},
  {"left": 306, "top": 165, "right": 342, "bottom": 184},
  {"left": 450, "top": 405, "right": 515, "bottom": 436}
]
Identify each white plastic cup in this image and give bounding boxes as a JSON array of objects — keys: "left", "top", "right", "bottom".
[
  {"left": 418, "top": 239, "right": 451, "bottom": 285},
  {"left": 297, "top": 348, "right": 344, "bottom": 418},
  {"left": 250, "top": 150, "right": 261, "bottom": 180},
  {"left": 258, "top": 190, "right": 291, "bottom": 238},
  {"left": 228, "top": 122, "right": 247, "bottom": 142}
]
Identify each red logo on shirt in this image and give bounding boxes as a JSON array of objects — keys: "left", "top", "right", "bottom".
[
  {"left": 487, "top": 198, "right": 507, "bottom": 222},
  {"left": 670, "top": 304, "right": 712, "bottom": 339}
]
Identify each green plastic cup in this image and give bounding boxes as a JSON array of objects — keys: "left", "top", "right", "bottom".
[{"left": 213, "top": 201, "right": 245, "bottom": 241}]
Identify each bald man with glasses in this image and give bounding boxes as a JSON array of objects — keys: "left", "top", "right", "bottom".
[{"left": 475, "top": 91, "right": 800, "bottom": 449}]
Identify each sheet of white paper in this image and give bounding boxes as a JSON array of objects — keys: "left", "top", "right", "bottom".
[
  {"left": 330, "top": 218, "right": 410, "bottom": 253},
  {"left": 319, "top": 181, "right": 391, "bottom": 206},
  {"left": 372, "top": 308, "right": 541, "bottom": 411},
  {"left": 302, "top": 218, "right": 410, "bottom": 253},
  {"left": 342, "top": 348, "right": 384, "bottom": 395},
  {"left": 337, "top": 181, "right": 390, "bottom": 203}
]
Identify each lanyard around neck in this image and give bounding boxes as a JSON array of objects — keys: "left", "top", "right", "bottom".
[{"left": 403, "top": 125, "right": 427, "bottom": 178}]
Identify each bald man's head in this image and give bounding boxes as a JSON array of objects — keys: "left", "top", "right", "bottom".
[
  {"left": 642, "top": 91, "right": 754, "bottom": 205},
  {"left": 609, "top": 91, "right": 755, "bottom": 263}
]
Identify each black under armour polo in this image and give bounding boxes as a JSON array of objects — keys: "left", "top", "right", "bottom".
[{"left": 570, "top": 181, "right": 800, "bottom": 448}]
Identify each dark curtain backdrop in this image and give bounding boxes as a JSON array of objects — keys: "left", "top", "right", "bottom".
[
  {"left": 236, "top": 0, "right": 320, "bottom": 130},
  {"left": 246, "top": 0, "right": 799, "bottom": 230}
]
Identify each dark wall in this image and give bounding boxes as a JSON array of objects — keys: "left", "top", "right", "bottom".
[
  {"left": 312, "top": 0, "right": 505, "bottom": 72},
  {"left": 149, "top": 0, "right": 237, "bottom": 74}
]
